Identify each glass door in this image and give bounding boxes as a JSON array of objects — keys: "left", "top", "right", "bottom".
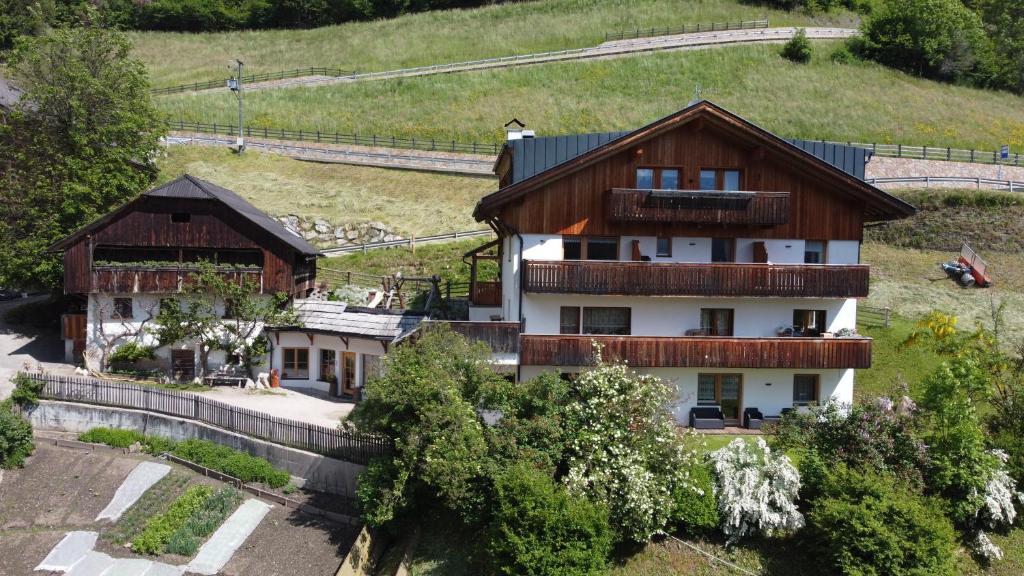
[{"left": 720, "top": 375, "right": 742, "bottom": 422}]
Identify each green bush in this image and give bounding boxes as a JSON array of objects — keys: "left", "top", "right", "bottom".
[
  {"left": 165, "top": 486, "right": 243, "bottom": 556},
  {"left": 132, "top": 484, "right": 214, "bottom": 555},
  {"left": 781, "top": 28, "right": 812, "bottom": 63},
  {"left": 488, "top": 464, "right": 612, "bottom": 576},
  {"left": 172, "top": 439, "right": 290, "bottom": 488},
  {"left": 806, "top": 465, "right": 956, "bottom": 576},
  {"left": 0, "top": 402, "right": 34, "bottom": 469},
  {"left": 78, "top": 427, "right": 176, "bottom": 454},
  {"left": 831, "top": 45, "right": 856, "bottom": 64},
  {"left": 108, "top": 341, "right": 157, "bottom": 364},
  {"left": 10, "top": 373, "right": 45, "bottom": 407},
  {"left": 671, "top": 461, "right": 719, "bottom": 537}
]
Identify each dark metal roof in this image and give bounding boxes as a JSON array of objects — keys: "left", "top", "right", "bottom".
[
  {"left": 146, "top": 175, "right": 319, "bottom": 255},
  {"left": 505, "top": 132, "right": 869, "bottom": 185}
]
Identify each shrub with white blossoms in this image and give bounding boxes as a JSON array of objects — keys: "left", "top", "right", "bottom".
[
  {"left": 709, "top": 437, "right": 804, "bottom": 543},
  {"left": 562, "top": 351, "right": 698, "bottom": 543},
  {"left": 970, "top": 449, "right": 1024, "bottom": 561}
]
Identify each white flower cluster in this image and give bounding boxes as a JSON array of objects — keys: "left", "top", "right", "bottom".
[
  {"left": 971, "top": 450, "right": 1024, "bottom": 561},
  {"left": 709, "top": 437, "right": 804, "bottom": 543},
  {"left": 972, "top": 531, "right": 1004, "bottom": 561},
  {"left": 563, "top": 358, "right": 696, "bottom": 542}
]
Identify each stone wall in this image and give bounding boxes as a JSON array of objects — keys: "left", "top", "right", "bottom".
[
  {"left": 866, "top": 157, "right": 1024, "bottom": 188},
  {"left": 279, "top": 215, "right": 403, "bottom": 248}
]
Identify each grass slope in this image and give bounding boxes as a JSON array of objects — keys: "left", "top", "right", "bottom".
[
  {"left": 133, "top": 0, "right": 856, "bottom": 86},
  {"left": 321, "top": 237, "right": 495, "bottom": 286},
  {"left": 156, "top": 146, "right": 494, "bottom": 236},
  {"left": 157, "top": 42, "right": 1024, "bottom": 150}
]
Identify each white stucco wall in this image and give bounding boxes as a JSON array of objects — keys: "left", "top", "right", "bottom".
[
  {"left": 827, "top": 240, "right": 861, "bottom": 264},
  {"left": 521, "top": 294, "right": 856, "bottom": 337},
  {"left": 270, "top": 331, "right": 386, "bottom": 394},
  {"left": 518, "top": 365, "right": 855, "bottom": 424},
  {"left": 85, "top": 293, "right": 268, "bottom": 376}
]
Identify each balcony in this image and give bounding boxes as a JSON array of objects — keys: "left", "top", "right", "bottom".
[
  {"left": 519, "top": 335, "right": 872, "bottom": 369},
  {"left": 523, "top": 260, "right": 869, "bottom": 298},
  {"left": 433, "top": 321, "right": 521, "bottom": 354},
  {"left": 90, "top": 264, "right": 263, "bottom": 294},
  {"left": 470, "top": 281, "right": 502, "bottom": 307},
  {"left": 608, "top": 189, "right": 790, "bottom": 225}
]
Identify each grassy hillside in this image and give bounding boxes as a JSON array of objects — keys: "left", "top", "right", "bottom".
[
  {"left": 155, "top": 146, "right": 494, "bottom": 237},
  {"left": 132, "top": 0, "right": 856, "bottom": 86},
  {"left": 157, "top": 42, "right": 1024, "bottom": 150}
]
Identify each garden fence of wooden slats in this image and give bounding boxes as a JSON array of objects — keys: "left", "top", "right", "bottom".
[{"left": 24, "top": 373, "right": 390, "bottom": 465}]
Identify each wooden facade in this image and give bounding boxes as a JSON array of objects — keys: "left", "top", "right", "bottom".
[
  {"left": 58, "top": 194, "right": 317, "bottom": 296},
  {"left": 435, "top": 321, "right": 521, "bottom": 354},
  {"left": 519, "top": 335, "right": 872, "bottom": 369},
  {"left": 608, "top": 189, "right": 790, "bottom": 225},
  {"left": 523, "top": 260, "right": 870, "bottom": 298}
]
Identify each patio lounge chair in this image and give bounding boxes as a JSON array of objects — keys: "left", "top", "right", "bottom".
[
  {"left": 689, "top": 406, "right": 725, "bottom": 429},
  {"left": 743, "top": 407, "right": 765, "bottom": 430}
]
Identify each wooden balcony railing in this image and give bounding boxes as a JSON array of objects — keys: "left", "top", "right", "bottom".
[
  {"left": 470, "top": 280, "right": 502, "bottom": 307},
  {"left": 90, "top": 265, "right": 263, "bottom": 294},
  {"left": 432, "top": 321, "right": 521, "bottom": 354},
  {"left": 519, "top": 335, "right": 872, "bottom": 369},
  {"left": 523, "top": 260, "right": 869, "bottom": 298},
  {"left": 608, "top": 189, "right": 790, "bottom": 225}
]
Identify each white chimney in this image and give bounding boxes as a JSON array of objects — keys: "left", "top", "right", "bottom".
[{"left": 504, "top": 118, "right": 529, "bottom": 141}]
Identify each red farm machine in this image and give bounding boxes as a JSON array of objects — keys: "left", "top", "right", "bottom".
[{"left": 941, "top": 242, "right": 992, "bottom": 288}]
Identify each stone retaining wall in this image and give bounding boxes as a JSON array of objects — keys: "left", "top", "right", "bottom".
[
  {"left": 866, "top": 157, "right": 1024, "bottom": 186},
  {"left": 26, "top": 400, "right": 365, "bottom": 497}
]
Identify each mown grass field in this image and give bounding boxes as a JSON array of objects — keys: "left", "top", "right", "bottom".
[
  {"left": 155, "top": 146, "right": 494, "bottom": 236},
  {"left": 156, "top": 41, "right": 1024, "bottom": 150},
  {"left": 132, "top": 0, "right": 856, "bottom": 87}
]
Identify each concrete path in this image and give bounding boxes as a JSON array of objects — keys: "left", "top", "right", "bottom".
[
  {"left": 96, "top": 462, "right": 172, "bottom": 522},
  {"left": 64, "top": 552, "right": 116, "bottom": 576},
  {"left": 186, "top": 499, "right": 272, "bottom": 575}
]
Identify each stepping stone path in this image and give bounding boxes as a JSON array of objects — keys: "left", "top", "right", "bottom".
[
  {"left": 97, "top": 462, "right": 172, "bottom": 522},
  {"left": 186, "top": 499, "right": 272, "bottom": 575},
  {"left": 36, "top": 532, "right": 98, "bottom": 572}
]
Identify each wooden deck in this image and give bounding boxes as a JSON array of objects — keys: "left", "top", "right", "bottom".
[
  {"left": 608, "top": 188, "right": 790, "bottom": 225},
  {"left": 519, "top": 334, "right": 871, "bottom": 368},
  {"left": 523, "top": 260, "right": 870, "bottom": 298}
]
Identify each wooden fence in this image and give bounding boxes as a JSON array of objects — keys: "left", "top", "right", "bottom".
[
  {"left": 604, "top": 18, "right": 769, "bottom": 41},
  {"left": 24, "top": 373, "right": 390, "bottom": 465},
  {"left": 151, "top": 67, "right": 356, "bottom": 95},
  {"left": 859, "top": 306, "right": 892, "bottom": 328}
]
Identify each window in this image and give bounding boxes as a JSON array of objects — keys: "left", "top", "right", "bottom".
[
  {"left": 282, "top": 348, "right": 309, "bottom": 379},
  {"left": 805, "top": 240, "right": 826, "bottom": 264},
  {"left": 562, "top": 236, "right": 619, "bottom": 260},
  {"left": 700, "top": 308, "right": 734, "bottom": 336},
  {"left": 636, "top": 168, "right": 654, "bottom": 189},
  {"left": 342, "top": 352, "right": 357, "bottom": 393},
  {"left": 171, "top": 213, "right": 191, "bottom": 223},
  {"left": 700, "top": 169, "right": 743, "bottom": 191},
  {"left": 711, "top": 238, "right": 734, "bottom": 263},
  {"left": 636, "top": 167, "right": 680, "bottom": 190},
  {"left": 560, "top": 306, "right": 581, "bottom": 335},
  {"left": 697, "top": 374, "right": 743, "bottom": 420},
  {"left": 582, "top": 307, "right": 630, "bottom": 335},
  {"left": 656, "top": 237, "right": 672, "bottom": 257},
  {"left": 112, "top": 298, "right": 132, "bottom": 320},
  {"left": 793, "top": 374, "right": 819, "bottom": 405},
  {"left": 319, "top": 349, "right": 336, "bottom": 383},
  {"left": 793, "top": 309, "right": 827, "bottom": 336}
]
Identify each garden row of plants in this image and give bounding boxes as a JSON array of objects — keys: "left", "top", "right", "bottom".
[
  {"left": 132, "top": 484, "right": 243, "bottom": 556},
  {"left": 349, "top": 316, "right": 1024, "bottom": 575},
  {"left": 78, "top": 427, "right": 292, "bottom": 489}
]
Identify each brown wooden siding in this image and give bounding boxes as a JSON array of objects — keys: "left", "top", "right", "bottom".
[
  {"left": 519, "top": 335, "right": 872, "bottom": 368},
  {"left": 497, "top": 123, "right": 865, "bottom": 239},
  {"left": 61, "top": 314, "right": 87, "bottom": 341},
  {"left": 89, "top": 266, "right": 263, "bottom": 294},
  {"left": 523, "top": 260, "right": 870, "bottom": 298},
  {"left": 471, "top": 281, "right": 502, "bottom": 306},
  {"left": 608, "top": 189, "right": 789, "bottom": 225},
  {"left": 433, "top": 321, "right": 521, "bottom": 354}
]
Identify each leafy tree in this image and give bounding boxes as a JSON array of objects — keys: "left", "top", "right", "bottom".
[
  {"left": 348, "top": 324, "right": 503, "bottom": 527},
  {"left": 561, "top": 349, "right": 696, "bottom": 543},
  {"left": 805, "top": 464, "right": 957, "bottom": 576},
  {"left": 488, "top": 464, "right": 612, "bottom": 576},
  {"left": 781, "top": 28, "right": 813, "bottom": 63},
  {"left": 0, "top": 25, "right": 163, "bottom": 291},
  {"left": 964, "top": 0, "right": 1024, "bottom": 94},
  {"left": 153, "top": 262, "right": 297, "bottom": 377},
  {"left": 852, "top": 0, "right": 999, "bottom": 87}
]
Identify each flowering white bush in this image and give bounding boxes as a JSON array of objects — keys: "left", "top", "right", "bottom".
[
  {"left": 562, "top": 351, "right": 697, "bottom": 543},
  {"left": 709, "top": 437, "right": 804, "bottom": 543},
  {"left": 969, "top": 450, "right": 1024, "bottom": 561},
  {"left": 972, "top": 531, "right": 1004, "bottom": 561}
]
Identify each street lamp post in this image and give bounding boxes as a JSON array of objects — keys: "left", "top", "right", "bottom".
[{"left": 227, "top": 59, "right": 244, "bottom": 152}]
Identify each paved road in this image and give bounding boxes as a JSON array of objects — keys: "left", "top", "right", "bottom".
[{"left": 0, "top": 297, "right": 66, "bottom": 400}]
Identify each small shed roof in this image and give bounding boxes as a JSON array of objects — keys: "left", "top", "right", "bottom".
[{"left": 276, "top": 300, "right": 426, "bottom": 342}]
